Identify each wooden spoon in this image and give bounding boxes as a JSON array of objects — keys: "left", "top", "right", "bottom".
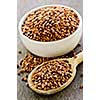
[{"left": 28, "top": 51, "right": 83, "bottom": 95}]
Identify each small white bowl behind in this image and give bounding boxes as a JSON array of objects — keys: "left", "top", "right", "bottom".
[{"left": 18, "top": 5, "right": 82, "bottom": 57}]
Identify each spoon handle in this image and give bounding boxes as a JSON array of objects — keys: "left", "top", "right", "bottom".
[{"left": 74, "top": 51, "right": 83, "bottom": 66}]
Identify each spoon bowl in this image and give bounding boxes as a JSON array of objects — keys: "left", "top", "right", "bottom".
[{"left": 28, "top": 51, "right": 83, "bottom": 95}]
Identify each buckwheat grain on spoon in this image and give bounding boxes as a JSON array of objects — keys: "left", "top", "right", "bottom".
[{"left": 28, "top": 51, "right": 83, "bottom": 95}]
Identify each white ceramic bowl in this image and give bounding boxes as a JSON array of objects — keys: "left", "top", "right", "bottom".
[{"left": 18, "top": 5, "right": 82, "bottom": 57}]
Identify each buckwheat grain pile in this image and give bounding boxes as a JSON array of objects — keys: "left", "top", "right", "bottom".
[{"left": 22, "top": 6, "right": 79, "bottom": 42}]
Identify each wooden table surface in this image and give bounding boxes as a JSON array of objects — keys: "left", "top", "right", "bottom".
[{"left": 17, "top": 0, "right": 83, "bottom": 100}]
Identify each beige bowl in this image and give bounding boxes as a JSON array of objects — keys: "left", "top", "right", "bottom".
[{"left": 18, "top": 5, "right": 82, "bottom": 57}]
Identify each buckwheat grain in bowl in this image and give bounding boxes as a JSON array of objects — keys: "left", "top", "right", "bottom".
[
  {"left": 21, "top": 6, "right": 80, "bottom": 42},
  {"left": 19, "top": 5, "right": 82, "bottom": 57}
]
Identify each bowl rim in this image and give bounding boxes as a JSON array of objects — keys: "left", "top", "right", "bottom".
[{"left": 18, "top": 4, "right": 82, "bottom": 44}]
